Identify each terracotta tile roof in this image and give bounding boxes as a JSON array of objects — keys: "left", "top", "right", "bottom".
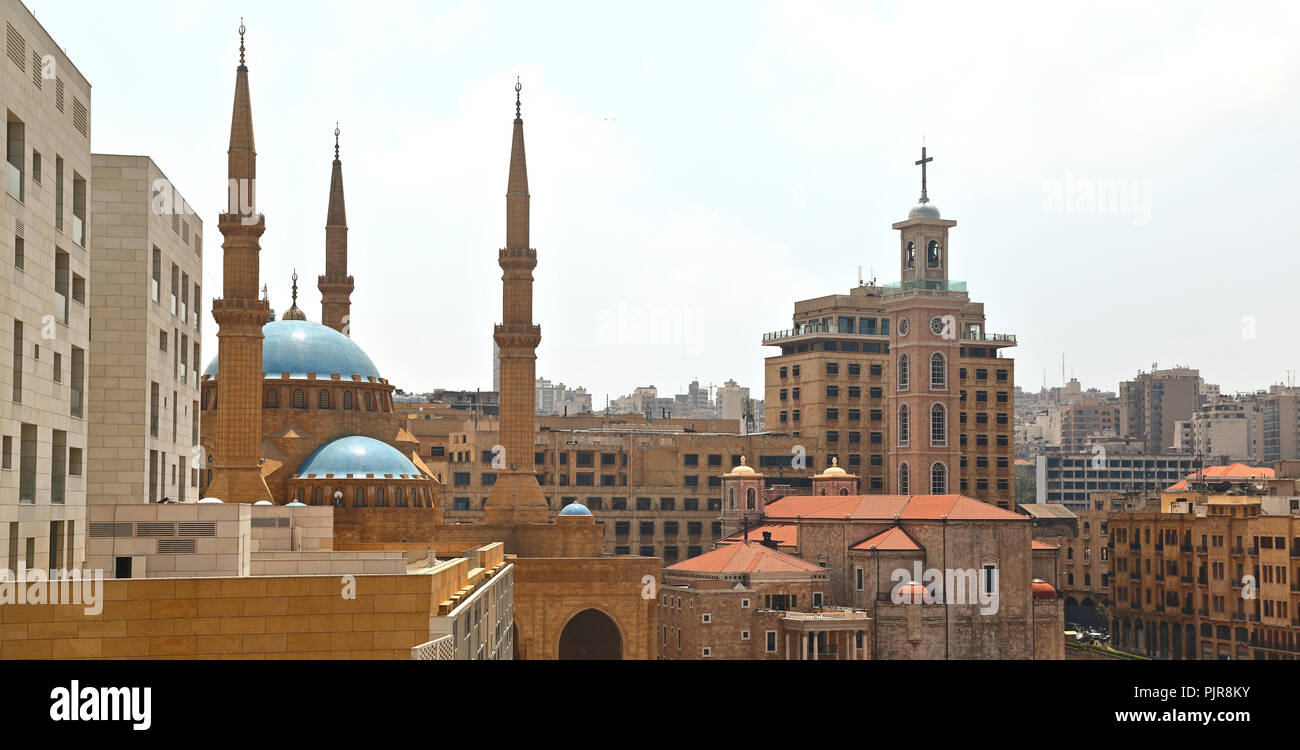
[
  {"left": 850, "top": 526, "right": 923, "bottom": 551},
  {"left": 718, "top": 524, "right": 798, "bottom": 548},
  {"left": 666, "top": 541, "right": 825, "bottom": 574},
  {"left": 763, "top": 494, "right": 1025, "bottom": 522},
  {"left": 1166, "top": 463, "right": 1274, "bottom": 490},
  {"left": 1031, "top": 539, "right": 1060, "bottom": 550}
]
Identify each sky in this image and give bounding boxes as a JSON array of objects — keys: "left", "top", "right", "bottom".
[{"left": 26, "top": 0, "right": 1300, "bottom": 402}]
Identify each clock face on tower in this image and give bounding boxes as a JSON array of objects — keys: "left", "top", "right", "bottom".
[
  {"left": 898, "top": 317, "right": 910, "bottom": 337},
  {"left": 930, "top": 316, "right": 947, "bottom": 336}
]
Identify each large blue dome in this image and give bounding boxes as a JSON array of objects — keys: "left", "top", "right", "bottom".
[
  {"left": 203, "top": 320, "right": 381, "bottom": 380},
  {"left": 296, "top": 436, "right": 421, "bottom": 478}
]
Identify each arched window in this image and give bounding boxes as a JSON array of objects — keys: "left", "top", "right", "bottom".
[
  {"left": 905, "top": 240, "right": 915, "bottom": 269},
  {"left": 930, "top": 352, "right": 946, "bottom": 389},
  {"left": 292, "top": 389, "right": 306, "bottom": 409},
  {"left": 202, "top": 389, "right": 211, "bottom": 410},
  {"left": 927, "top": 240, "right": 941, "bottom": 268},
  {"left": 898, "top": 354, "right": 910, "bottom": 391},
  {"left": 838, "top": 487, "right": 849, "bottom": 495},
  {"left": 746, "top": 487, "right": 756, "bottom": 510},
  {"left": 343, "top": 391, "right": 354, "bottom": 410},
  {"left": 310, "top": 487, "right": 323, "bottom": 506},
  {"left": 318, "top": 390, "right": 331, "bottom": 410},
  {"left": 930, "top": 403, "right": 946, "bottom": 446},
  {"left": 295, "top": 487, "right": 305, "bottom": 502},
  {"left": 354, "top": 486, "right": 366, "bottom": 508},
  {"left": 898, "top": 463, "right": 910, "bottom": 495},
  {"left": 898, "top": 404, "right": 910, "bottom": 446},
  {"left": 930, "top": 462, "right": 947, "bottom": 494},
  {"left": 264, "top": 389, "right": 278, "bottom": 409},
  {"left": 395, "top": 487, "right": 406, "bottom": 507},
  {"left": 375, "top": 487, "right": 386, "bottom": 507},
  {"left": 363, "top": 391, "right": 373, "bottom": 411}
]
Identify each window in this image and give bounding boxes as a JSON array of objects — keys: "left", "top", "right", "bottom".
[
  {"left": 343, "top": 391, "right": 353, "bottom": 410},
  {"left": 292, "top": 389, "right": 306, "bottom": 409},
  {"left": 898, "top": 354, "right": 909, "bottom": 390},
  {"left": 930, "top": 404, "right": 946, "bottom": 446},
  {"left": 766, "top": 631, "right": 777, "bottom": 653},
  {"left": 930, "top": 352, "right": 946, "bottom": 388},
  {"left": 264, "top": 389, "right": 278, "bottom": 408},
  {"left": 898, "top": 463, "right": 910, "bottom": 494},
  {"left": 931, "top": 462, "right": 947, "bottom": 494},
  {"left": 898, "top": 404, "right": 909, "bottom": 446},
  {"left": 12, "top": 234, "right": 21, "bottom": 270}
]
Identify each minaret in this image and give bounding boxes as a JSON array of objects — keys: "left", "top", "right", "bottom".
[
  {"left": 205, "top": 20, "right": 273, "bottom": 503},
  {"left": 318, "top": 124, "right": 354, "bottom": 334},
  {"left": 484, "top": 79, "right": 548, "bottom": 525}
]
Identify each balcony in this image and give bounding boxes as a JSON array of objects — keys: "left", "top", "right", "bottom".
[
  {"left": 1181, "top": 576, "right": 1193, "bottom": 584},
  {"left": 1196, "top": 545, "right": 1207, "bottom": 554},
  {"left": 761, "top": 320, "right": 887, "bottom": 346},
  {"left": 1230, "top": 547, "right": 1244, "bottom": 556},
  {"left": 5, "top": 161, "right": 21, "bottom": 201}
]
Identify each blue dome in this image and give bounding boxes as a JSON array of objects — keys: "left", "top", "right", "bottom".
[
  {"left": 296, "top": 436, "right": 421, "bottom": 478},
  {"left": 559, "top": 502, "right": 592, "bottom": 516},
  {"left": 203, "top": 320, "right": 381, "bottom": 380}
]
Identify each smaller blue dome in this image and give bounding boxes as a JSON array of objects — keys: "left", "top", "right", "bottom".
[
  {"left": 297, "top": 436, "right": 421, "bottom": 478},
  {"left": 559, "top": 502, "right": 592, "bottom": 516}
]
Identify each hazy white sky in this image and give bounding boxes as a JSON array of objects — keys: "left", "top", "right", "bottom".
[{"left": 27, "top": 0, "right": 1300, "bottom": 401}]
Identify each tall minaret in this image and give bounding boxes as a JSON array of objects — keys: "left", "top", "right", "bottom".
[
  {"left": 318, "top": 124, "right": 353, "bottom": 334},
  {"left": 484, "top": 79, "right": 548, "bottom": 525},
  {"left": 204, "top": 21, "right": 273, "bottom": 504}
]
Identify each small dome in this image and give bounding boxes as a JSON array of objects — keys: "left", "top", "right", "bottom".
[
  {"left": 896, "top": 581, "right": 928, "bottom": 604},
  {"left": 285, "top": 501, "right": 307, "bottom": 507},
  {"left": 197, "top": 497, "right": 224, "bottom": 504},
  {"left": 908, "top": 201, "right": 941, "bottom": 219},
  {"left": 818, "top": 456, "right": 848, "bottom": 477},
  {"left": 296, "top": 436, "right": 421, "bottom": 479},
  {"left": 559, "top": 502, "right": 592, "bottom": 516},
  {"left": 204, "top": 320, "right": 381, "bottom": 380},
  {"left": 1031, "top": 579, "right": 1058, "bottom": 601},
  {"left": 728, "top": 455, "right": 757, "bottom": 476},
  {"left": 253, "top": 500, "right": 273, "bottom": 506}
]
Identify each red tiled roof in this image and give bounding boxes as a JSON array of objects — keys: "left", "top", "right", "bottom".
[
  {"left": 850, "top": 526, "right": 923, "bottom": 551},
  {"left": 763, "top": 494, "right": 1025, "bottom": 522},
  {"left": 718, "top": 524, "right": 798, "bottom": 548},
  {"left": 666, "top": 541, "right": 824, "bottom": 575},
  {"left": 1031, "top": 539, "right": 1060, "bottom": 551},
  {"left": 1166, "top": 463, "right": 1274, "bottom": 490}
]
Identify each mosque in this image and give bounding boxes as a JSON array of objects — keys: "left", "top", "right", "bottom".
[
  {"left": 197, "top": 40, "right": 438, "bottom": 513},
  {"left": 198, "top": 24, "right": 657, "bottom": 659}
]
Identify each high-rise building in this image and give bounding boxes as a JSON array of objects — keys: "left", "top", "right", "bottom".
[
  {"left": 1258, "top": 386, "right": 1300, "bottom": 464},
  {"left": 763, "top": 148, "right": 1017, "bottom": 508},
  {"left": 0, "top": 0, "right": 93, "bottom": 574},
  {"left": 1119, "top": 366, "right": 1204, "bottom": 454},
  {"left": 87, "top": 154, "right": 203, "bottom": 507}
]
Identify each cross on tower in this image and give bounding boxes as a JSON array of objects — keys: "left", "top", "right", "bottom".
[{"left": 915, "top": 145, "right": 933, "bottom": 203}]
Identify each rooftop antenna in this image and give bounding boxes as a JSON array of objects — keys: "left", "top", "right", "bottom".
[{"left": 857, "top": 265, "right": 863, "bottom": 286}]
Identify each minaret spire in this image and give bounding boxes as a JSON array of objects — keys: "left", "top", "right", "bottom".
[
  {"left": 205, "top": 19, "right": 273, "bottom": 504},
  {"left": 319, "top": 123, "right": 353, "bottom": 334},
  {"left": 485, "top": 78, "right": 548, "bottom": 527}
]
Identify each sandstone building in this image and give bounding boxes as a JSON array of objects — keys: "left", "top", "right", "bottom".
[{"left": 0, "top": 0, "right": 92, "bottom": 575}]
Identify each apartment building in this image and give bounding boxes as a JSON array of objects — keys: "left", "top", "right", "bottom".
[
  {"left": 1259, "top": 386, "right": 1300, "bottom": 464},
  {"left": 0, "top": 0, "right": 92, "bottom": 574},
  {"left": 413, "top": 412, "right": 821, "bottom": 562},
  {"left": 87, "top": 154, "right": 203, "bottom": 506},
  {"left": 1108, "top": 483, "right": 1300, "bottom": 660},
  {"left": 1119, "top": 366, "right": 1204, "bottom": 454}
]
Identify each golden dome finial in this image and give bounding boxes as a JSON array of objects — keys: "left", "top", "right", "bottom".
[{"left": 238, "top": 18, "right": 246, "bottom": 67}]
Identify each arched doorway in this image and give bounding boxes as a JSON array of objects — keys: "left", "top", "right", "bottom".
[{"left": 558, "top": 608, "right": 622, "bottom": 660}]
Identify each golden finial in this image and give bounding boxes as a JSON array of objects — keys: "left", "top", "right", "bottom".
[
  {"left": 334, "top": 122, "right": 340, "bottom": 160},
  {"left": 515, "top": 76, "right": 522, "bottom": 121},
  {"left": 740, "top": 455, "right": 747, "bottom": 466},
  {"left": 238, "top": 18, "right": 246, "bottom": 67},
  {"left": 283, "top": 269, "right": 307, "bottom": 321}
]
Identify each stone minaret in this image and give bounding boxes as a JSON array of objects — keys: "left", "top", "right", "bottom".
[
  {"left": 484, "top": 80, "right": 548, "bottom": 525},
  {"left": 318, "top": 124, "right": 353, "bottom": 334},
  {"left": 204, "top": 22, "right": 273, "bottom": 504}
]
